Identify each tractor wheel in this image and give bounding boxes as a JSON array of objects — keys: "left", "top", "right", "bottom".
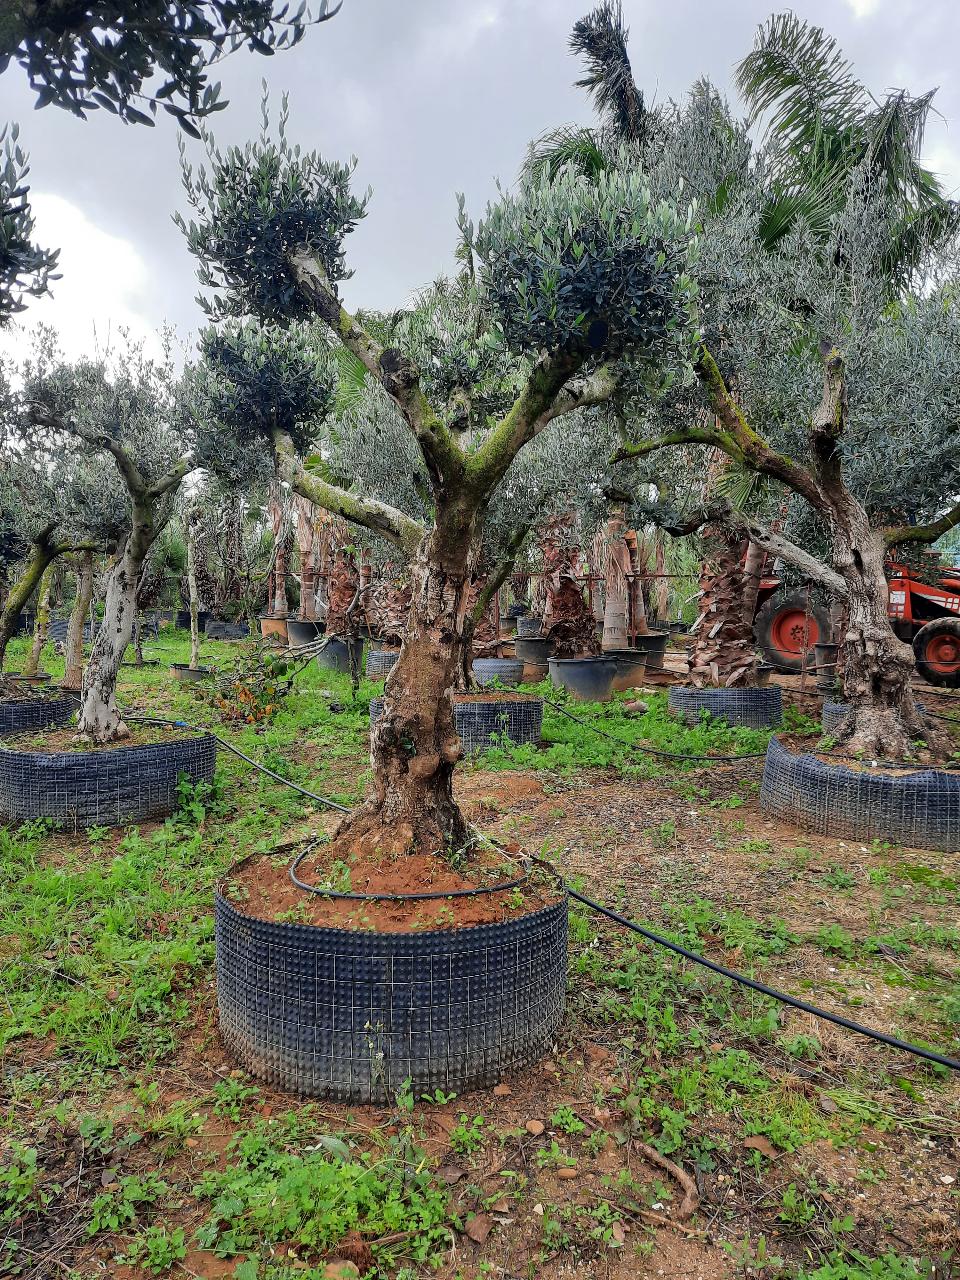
[
  {"left": 913, "top": 618, "right": 960, "bottom": 687},
  {"left": 753, "top": 591, "right": 829, "bottom": 674}
]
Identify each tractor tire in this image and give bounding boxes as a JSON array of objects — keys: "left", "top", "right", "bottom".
[
  {"left": 913, "top": 618, "right": 960, "bottom": 688},
  {"left": 753, "top": 591, "right": 829, "bottom": 674}
]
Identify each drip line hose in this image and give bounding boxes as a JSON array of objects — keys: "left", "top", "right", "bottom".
[
  {"left": 289, "top": 837, "right": 531, "bottom": 902},
  {"left": 565, "top": 885, "right": 960, "bottom": 1073},
  {"left": 125, "top": 711, "right": 960, "bottom": 1073}
]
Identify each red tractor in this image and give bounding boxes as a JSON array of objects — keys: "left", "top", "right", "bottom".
[{"left": 754, "top": 554, "right": 960, "bottom": 686}]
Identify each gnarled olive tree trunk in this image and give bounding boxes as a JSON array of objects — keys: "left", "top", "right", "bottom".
[
  {"left": 77, "top": 501, "right": 157, "bottom": 743},
  {"left": 22, "top": 566, "right": 52, "bottom": 677},
  {"left": 829, "top": 510, "right": 923, "bottom": 756},
  {"left": 347, "top": 505, "right": 474, "bottom": 859},
  {"left": 63, "top": 550, "right": 94, "bottom": 690},
  {"left": 0, "top": 527, "right": 66, "bottom": 671}
]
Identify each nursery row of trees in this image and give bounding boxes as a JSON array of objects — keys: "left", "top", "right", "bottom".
[{"left": 2, "top": 5, "right": 960, "bottom": 861}]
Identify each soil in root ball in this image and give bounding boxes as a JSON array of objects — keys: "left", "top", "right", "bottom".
[{"left": 224, "top": 840, "right": 558, "bottom": 933}]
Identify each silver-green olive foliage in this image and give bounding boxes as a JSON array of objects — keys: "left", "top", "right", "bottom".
[
  {"left": 189, "top": 320, "right": 336, "bottom": 486},
  {"left": 466, "top": 161, "right": 696, "bottom": 361},
  {"left": 177, "top": 97, "right": 369, "bottom": 325},
  {"left": 0, "top": 125, "right": 59, "bottom": 325}
]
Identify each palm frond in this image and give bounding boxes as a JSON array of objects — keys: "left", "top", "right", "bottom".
[
  {"left": 523, "top": 124, "right": 611, "bottom": 183},
  {"left": 333, "top": 344, "right": 368, "bottom": 415},
  {"left": 714, "top": 463, "right": 765, "bottom": 511},
  {"left": 736, "top": 12, "right": 867, "bottom": 161},
  {"left": 570, "top": 1, "right": 646, "bottom": 145}
]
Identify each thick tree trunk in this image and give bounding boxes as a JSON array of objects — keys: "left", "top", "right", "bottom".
[
  {"left": 187, "top": 517, "right": 201, "bottom": 670},
  {"left": 688, "top": 523, "right": 760, "bottom": 688},
  {"left": 22, "top": 567, "right": 52, "bottom": 677},
  {"left": 77, "top": 506, "right": 156, "bottom": 744},
  {"left": 830, "top": 517, "right": 925, "bottom": 757},
  {"left": 0, "top": 535, "right": 61, "bottom": 670},
  {"left": 63, "top": 550, "right": 94, "bottom": 690},
  {"left": 740, "top": 540, "right": 765, "bottom": 632},
  {"left": 339, "top": 508, "right": 474, "bottom": 860},
  {"left": 600, "top": 513, "right": 631, "bottom": 650}
]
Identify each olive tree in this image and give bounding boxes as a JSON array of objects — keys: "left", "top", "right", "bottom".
[
  {"left": 620, "top": 178, "right": 960, "bottom": 757},
  {"left": 25, "top": 340, "right": 193, "bottom": 741},
  {"left": 177, "top": 109, "right": 695, "bottom": 857}
]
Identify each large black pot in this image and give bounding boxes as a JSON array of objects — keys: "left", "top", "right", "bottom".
[
  {"left": 0, "top": 696, "right": 75, "bottom": 738},
  {"left": 760, "top": 735, "right": 960, "bottom": 852},
  {"left": 548, "top": 656, "right": 617, "bottom": 703},
  {"left": 316, "top": 636, "right": 363, "bottom": 677},
  {"left": 170, "top": 663, "right": 211, "bottom": 684},
  {"left": 205, "top": 619, "right": 249, "bottom": 640},
  {"left": 176, "top": 609, "right": 210, "bottom": 632},
  {"left": 371, "top": 694, "right": 543, "bottom": 755},
  {"left": 0, "top": 733, "right": 217, "bottom": 827},
  {"left": 215, "top": 869, "right": 568, "bottom": 1101},
  {"left": 286, "top": 618, "right": 324, "bottom": 648},
  {"left": 668, "top": 685, "right": 782, "bottom": 729},
  {"left": 514, "top": 636, "right": 552, "bottom": 665},
  {"left": 603, "top": 649, "right": 647, "bottom": 692},
  {"left": 632, "top": 632, "right": 669, "bottom": 669}
]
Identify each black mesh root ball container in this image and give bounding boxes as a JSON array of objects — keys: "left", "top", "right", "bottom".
[
  {"left": 0, "top": 733, "right": 217, "bottom": 828},
  {"left": 370, "top": 695, "right": 543, "bottom": 756},
  {"left": 760, "top": 736, "right": 960, "bottom": 852},
  {"left": 0, "top": 695, "right": 76, "bottom": 738},
  {"left": 215, "top": 874, "right": 568, "bottom": 1102},
  {"left": 668, "top": 685, "right": 782, "bottom": 729}
]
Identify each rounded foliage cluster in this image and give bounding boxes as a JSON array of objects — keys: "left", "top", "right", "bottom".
[
  {"left": 177, "top": 100, "right": 369, "bottom": 325},
  {"left": 468, "top": 159, "right": 696, "bottom": 360},
  {"left": 190, "top": 321, "right": 335, "bottom": 486}
]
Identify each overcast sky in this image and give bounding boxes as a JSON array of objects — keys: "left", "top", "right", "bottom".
[{"left": 1, "top": 0, "right": 958, "bottom": 364}]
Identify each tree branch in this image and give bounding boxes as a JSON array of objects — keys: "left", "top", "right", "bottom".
[
  {"left": 286, "top": 246, "right": 464, "bottom": 489},
  {"left": 464, "top": 349, "right": 585, "bottom": 496},
  {"left": 662, "top": 498, "right": 848, "bottom": 598},
  {"left": 884, "top": 497, "right": 960, "bottom": 549},
  {"left": 29, "top": 407, "right": 149, "bottom": 498},
  {"left": 531, "top": 364, "right": 618, "bottom": 435},
  {"left": 146, "top": 458, "right": 193, "bottom": 500},
  {"left": 694, "top": 346, "right": 826, "bottom": 511},
  {"left": 472, "top": 523, "right": 532, "bottom": 623},
  {"left": 808, "top": 342, "right": 847, "bottom": 491},
  {"left": 613, "top": 424, "right": 736, "bottom": 463},
  {"left": 272, "top": 428, "right": 425, "bottom": 556}
]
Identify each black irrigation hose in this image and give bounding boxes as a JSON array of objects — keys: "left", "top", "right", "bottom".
[
  {"left": 127, "top": 713, "right": 352, "bottom": 813},
  {"left": 125, "top": 711, "right": 960, "bottom": 1072},
  {"left": 289, "top": 837, "right": 531, "bottom": 902},
  {"left": 566, "top": 885, "right": 960, "bottom": 1073}
]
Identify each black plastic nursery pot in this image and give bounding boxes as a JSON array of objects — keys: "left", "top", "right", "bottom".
[
  {"left": 548, "top": 656, "right": 617, "bottom": 703},
  {"left": 170, "top": 663, "right": 211, "bottom": 683},
  {"left": 316, "top": 636, "right": 363, "bottom": 677},
  {"left": 668, "top": 685, "right": 783, "bottom": 729},
  {"left": 514, "top": 636, "right": 552, "bottom": 665},
  {"left": 516, "top": 614, "right": 542, "bottom": 638},
  {"left": 602, "top": 649, "right": 647, "bottom": 693},
  {"left": 760, "top": 736, "right": 960, "bottom": 852},
  {"left": 472, "top": 657, "right": 524, "bottom": 688},
  {"left": 632, "top": 632, "right": 669, "bottom": 670},
  {"left": 366, "top": 647, "right": 400, "bottom": 680},
  {"left": 286, "top": 618, "right": 325, "bottom": 648},
  {"left": 370, "top": 694, "right": 544, "bottom": 755},
  {"left": 0, "top": 695, "right": 76, "bottom": 738},
  {"left": 176, "top": 609, "right": 211, "bottom": 632},
  {"left": 0, "top": 733, "right": 217, "bottom": 827},
  {"left": 215, "top": 865, "right": 568, "bottom": 1101},
  {"left": 499, "top": 613, "right": 518, "bottom": 636},
  {"left": 205, "top": 619, "right": 250, "bottom": 640}
]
